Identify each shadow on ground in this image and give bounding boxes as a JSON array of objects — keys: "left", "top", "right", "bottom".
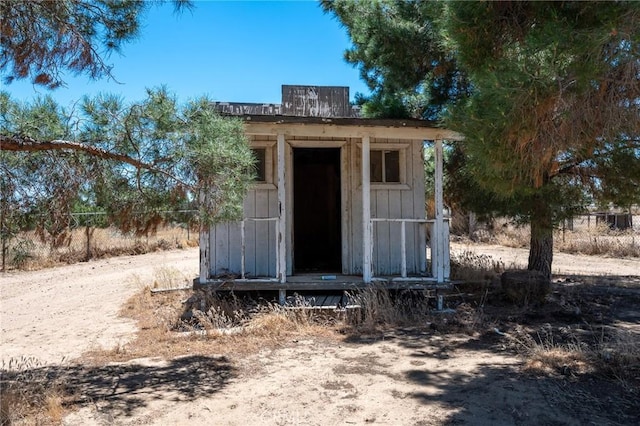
[
  {"left": 337, "top": 273, "right": 640, "bottom": 425},
  {"left": 2, "top": 355, "right": 234, "bottom": 418}
]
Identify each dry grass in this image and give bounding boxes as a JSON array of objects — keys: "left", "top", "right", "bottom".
[
  {"left": 473, "top": 220, "right": 640, "bottom": 258},
  {"left": 450, "top": 250, "right": 505, "bottom": 283},
  {"left": 508, "top": 323, "right": 640, "bottom": 389},
  {"left": 343, "top": 285, "right": 486, "bottom": 336},
  {"left": 84, "top": 270, "right": 339, "bottom": 365},
  {"left": 5, "top": 226, "right": 198, "bottom": 271},
  {"left": 0, "top": 357, "right": 68, "bottom": 426},
  {"left": 346, "top": 286, "right": 430, "bottom": 331}
]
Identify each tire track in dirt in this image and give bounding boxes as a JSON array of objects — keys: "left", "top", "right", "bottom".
[{"left": 0, "top": 248, "right": 199, "bottom": 365}]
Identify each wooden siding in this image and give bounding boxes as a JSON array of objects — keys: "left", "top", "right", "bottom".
[
  {"left": 208, "top": 135, "right": 427, "bottom": 278},
  {"left": 210, "top": 136, "right": 278, "bottom": 278},
  {"left": 350, "top": 138, "right": 426, "bottom": 275}
]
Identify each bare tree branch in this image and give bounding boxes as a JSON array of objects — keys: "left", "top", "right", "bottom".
[{"left": 0, "top": 134, "right": 193, "bottom": 189}]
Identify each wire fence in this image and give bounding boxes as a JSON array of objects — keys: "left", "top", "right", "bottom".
[
  {"left": 563, "top": 213, "right": 638, "bottom": 232},
  {"left": 1, "top": 211, "right": 199, "bottom": 271},
  {"left": 556, "top": 213, "right": 639, "bottom": 251},
  {"left": 3, "top": 211, "right": 638, "bottom": 271}
]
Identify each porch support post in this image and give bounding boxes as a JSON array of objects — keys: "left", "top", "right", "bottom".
[
  {"left": 362, "top": 135, "right": 373, "bottom": 283},
  {"left": 198, "top": 190, "right": 210, "bottom": 285},
  {"left": 240, "top": 220, "right": 246, "bottom": 279},
  {"left": 432, "top": 138, "right": 447, "bottom": 283},
  {"left": 199, "top": 225, "right": 209, "bottom": 285},
  {"left": 277, "top": 133, "right": 287, "bottom": 286}
]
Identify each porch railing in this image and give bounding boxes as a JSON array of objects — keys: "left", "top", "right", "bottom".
[{"left": 370, "top": 218, "right": 450, "bottom": 279}]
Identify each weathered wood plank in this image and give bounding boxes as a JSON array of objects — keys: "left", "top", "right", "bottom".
[
  {"left": 199, "top": 226, "right": 209, "bottom": 284},
  {"left": 362, "top": 135, "right": 372, "bottom": 282},
  {"left": 388, "top": 189, "right": 403, "bottom": 275},
  {"left": 268, "top": 189, "right": 278, "bottom": 277},
  {"left": 340, "top": 142, "right": 350, "bottom": 274},
  {"left": 417, "top": 140, "right": 428, "bottom": 274},
  {"left": 228, "top": 222, "right": 242, "bottom": 277},
  {"left": 350, "top": 138, "right": 363, "bottom": 274},
  {"left": 433, "top": 139, "right": 445, "bottom": 282},
  {"left": 255, "top": 190, "right": 270, "bottom": 276},
  {"left": 374, "top": 190, "right": 390, "bottom": 275},
  {"left": 194, "top": 278, "right": 454, "bottom": 292},
  {"left": 244, "top": 121, "right": 462, "bottom": 145},
  {"left": 243, "top": 191, "right": 254, "bottom": 276},
  {"left": 410, "top": 139, "right": 424, "bottom": 274},
  {"left": 214, "top": 222, "right": 229, "bottom": 276},
  {"left": 281, "top": 85, "right": 352, "bottom": 118},
  {"left": 277, "top": 133, "right": 287, "bottom": 283},
  {"left": 285, "top": 141, "right": 293, "bottom": 276}
]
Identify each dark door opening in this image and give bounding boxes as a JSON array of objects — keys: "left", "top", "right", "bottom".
[{"left": 293, "top": 148, "right": 341, "bottom": 272}]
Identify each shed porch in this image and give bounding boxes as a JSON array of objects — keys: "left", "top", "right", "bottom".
[{"left": 197, "top": 86, "right": 463, "bottom": 297}]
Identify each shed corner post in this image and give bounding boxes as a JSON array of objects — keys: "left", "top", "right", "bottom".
[
  {"left": 432, "top": 138, "right": 448, "bottom": 283},
  {"left": 362, "top": 134, "right": 373, "bottom": 283},
  {"left": 199, "top": 223, "right": 210, "bottom": 285},
  {"left": 276, "top": 133, "right": 287, "bottom": 305}
]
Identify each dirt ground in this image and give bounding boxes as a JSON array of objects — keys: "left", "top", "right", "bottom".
[{"left": 1, "top": 245, "right": 639, "bottom": 425}]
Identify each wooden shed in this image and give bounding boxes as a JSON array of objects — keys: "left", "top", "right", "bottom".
[{"left": 196, "top": 86, "right": 462, "bottom": 298}]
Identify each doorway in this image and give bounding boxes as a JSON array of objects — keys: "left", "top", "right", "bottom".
[{"left": 293, "top": 148, "right": 342, "bottom": 272}]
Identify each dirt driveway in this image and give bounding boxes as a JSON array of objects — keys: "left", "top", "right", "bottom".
[
  {"left": 451, "top": 242, "right": 640, "bottom": 276},
  {"left": 1, "top": 248, "right": 199, "bottom": 365},
  {"left": 2, "top": 246, "right": 639, "bottom": 425}
]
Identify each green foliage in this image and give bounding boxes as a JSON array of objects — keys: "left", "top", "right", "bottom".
[
  {"left": 329, "top": 1, "right": 640, "bottom": 276},
  {"left": 183, "top": 99, "right": 255, "bottom": 224},
  {"left": 0, "top": 0, "right": 192, "bottom": 88},
  {"left": 444, "top": 2, "right": 640, "bottom": 218},
  {"left": 1, "top": 89, "right": 255, "bottom": 243},
  {"left": 324, "top": 0, "right": 470, "bottom": 122}
]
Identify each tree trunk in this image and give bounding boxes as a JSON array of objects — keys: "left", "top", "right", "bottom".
[{"left": 528, "top": 198, "right": 553, "bottom": 281}]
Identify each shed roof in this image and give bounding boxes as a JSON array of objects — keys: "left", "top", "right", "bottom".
[
  {"left": 238, "top": 114, "right": 463, "bottom": 141},
  {"left": 212, "top": 85, "right": 463, "bottom": 141}
]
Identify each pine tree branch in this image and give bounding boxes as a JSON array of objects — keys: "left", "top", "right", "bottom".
[{"left": 0, "top": 134, "right": 193, "bottom": 189}]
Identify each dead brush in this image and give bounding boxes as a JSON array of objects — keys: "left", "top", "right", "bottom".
[
  {"left": 508, "top": 324, "right": 594, "bottom": 376},
  {"left": 493, "top": 223, "right": 530, "bottom": 248},
  {"left": 245, "top": 301, "right": 312, "bottom": 337},
  {"left": 450, "top": 250, "right": 504, "bottom": 284},
  {"left": 1, "top": 356, "right": 68, "bottom": 426},
  {"left": 151, "top": 266, "right": 191, "bottom": 290},
  {"left": 345, "top": 286, "right": 431, "bottom": 331},
  {"left": 507, "top": 323, "right": 640, "bottom": 389},
  {"left": 187, "top": 291, "right": 327, "bottom": 337},
  {"left": 591, "top": 328, "right": 640, "bottom": 388},
  {"left": 187, "top": 290, "right": 250, "bottom": 331}
]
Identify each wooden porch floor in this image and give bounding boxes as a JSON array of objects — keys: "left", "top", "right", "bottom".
[{"left": 194, "top": 274, "right": 453, "bottom": 292}]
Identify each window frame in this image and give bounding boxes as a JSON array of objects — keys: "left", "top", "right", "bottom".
[
  {"left": 359, "top": 142, "right": 410, "bottom": 190},
  {"left": 250, "top": 141, "right": 276, "bottom": 189}
]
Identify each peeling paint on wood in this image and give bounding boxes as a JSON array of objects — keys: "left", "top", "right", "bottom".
[
  {"left": 213, "top": 102, "right": 281, "bottom": 116},
  {"left": 282, "top": 85, "right": 355, "bottom": 118}
]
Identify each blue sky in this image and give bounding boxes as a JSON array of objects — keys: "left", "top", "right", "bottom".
[{"left": 3, "top": 0, "right": 370, "bottom": 108}]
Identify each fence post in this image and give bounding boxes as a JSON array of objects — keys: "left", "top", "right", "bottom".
[
  {"left": 1, "top": 197, "right": 6, "bottom": 272},
  {"left": 85, "top": 225, "right": 91, "bottom": 261}
]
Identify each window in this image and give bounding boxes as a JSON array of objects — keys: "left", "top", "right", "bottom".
[
  {"left": 370, "top": 150, "right": 400, "bottom": 183},
  {"left": 250, "top": 142, "right": 275, "bottom": 189},
  {"left": 251, "top": 148, "right": 267, "bottom": 182}
]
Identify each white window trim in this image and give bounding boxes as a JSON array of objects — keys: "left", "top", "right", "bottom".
[
  {"left": 357, "top": 142, "right": 410, "bottom": 190},
  {"left": 251, "top": 141, "right": 276, "bottom": 190}
]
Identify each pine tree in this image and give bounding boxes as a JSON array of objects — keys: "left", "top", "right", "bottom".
[
  {"left": 327, "top": 0, "right": 640, "bottom": 279},
  {"left": 0, "top": 89, "right": 255, "bottom": 240},
  {"left": 1, "top": 0, "right": 192, "bottom": 88}
]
